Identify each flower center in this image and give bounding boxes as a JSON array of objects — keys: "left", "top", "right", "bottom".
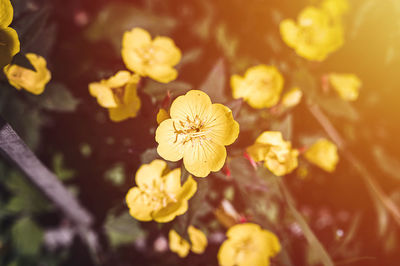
[
  {"left": 142, "top": 179, "right": 177, "bottom": 210},
  {"left": 136, "top": 45, "right": 156, "bottom": 65},
  {"left": 173, "top": 115, "right": 210, "bottom": 145}
]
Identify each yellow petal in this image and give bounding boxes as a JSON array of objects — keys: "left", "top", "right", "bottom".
[
  {"left": 135, "top": 159, "right": 168, "bottom": 189},
  {"left": 155, "top": 119, "right": 185, "bottom": 162},
  {"left": 122, "top": 27, "right": 151, "bottom": 50},
  {"left": 279, "top": 19, "right": 298, "bottom": 48},
  {"left": 231, "top": 74, "right": 246, "bottom": 99},
  {"left": 146, "top": 64, "right": 178, "bottom": 83},
  {"left": 0, "top": 27, "right": 20, "bottom": 68},
  {"left": 178, "top": 175, "right": 197, "bottom": 201},
  {"left": 218, "top": 239, "right": 237, "bottom": 266},
  {"left": 183, "top": 141, "right": 226, "bottom": 177},
  {"left": 188, "top": 226, "right": 207, "bottom": 254},
  {"left": 169, "top": 230, "right": 190, "bottom": 258},
  {"left": 247, "top": 143, "right": 269, "bottom": 162},
  {"left": 169, "top": 90, "right": 212, "bottom": 122},
  {"left": 226, "top": 223, "right": 261, "bottom": 239},
  {"left": 255, "top": 131, "right": 285, "bottom": 146},
  {"left": 108, "top": 80, "right": 141, "bottom": 122},
  {"left": 207, "top": 104, "right": 240, "bottom": 146},
  {"left": 105, "top": 70, "right": 131, "bottom": 87},
  {"left": 125, "top": 187, "right": 152, "bottom": 221},
  {"left": 163, "top": 168, "right": 182, "bottom": 195},
  {"left": 281, "top": 87, "right": 303, "bottom": 108},
  {"left": 0, "top": 0, "right": 13, "bottom": 27},
  {"left": 328, "top": 73, "right": 361, "bottom": 101},
  {"left": 153, "top": 201, "right": 188, "bottom": 223},
  {"left": 89, "top": 83, "right": 117, "bottom": 108},
  {"left": 121, "top": 48, "right": 146, "bottom": 76},
  {"left": 262, "top": 230, "right": 281, "bottom": 257},
  {"left": 305, "top": 138, "right": 339, "bottom": 172},
  {"left": 153, "top": 36, "right": 182, "bottom": 66},
  {"left": 157, "top": 108, "right": 170, "bottom": 124}
]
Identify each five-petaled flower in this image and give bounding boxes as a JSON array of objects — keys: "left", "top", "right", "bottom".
[
  {"left": 125, "top": 159, "right": 197, "bottom": 223},
  {"left": 231, "top": 65, "right": 284, "bottom": 109},
  {"left": 155, "top": 90, "right": 239, "bottom": 177},
  {"left": 169, "top": 225, "right": 208, "bottom": 258},
  {"left": 218, "top": 223, "right": 281, "bottom": 266},
  {"left": 247, "top": 131, "right": 299, "bottom": 176},
  {"left": 0, "top": 0, "right": 20, "bottom": 69},
  {"left": 328, "top": 73, "right": 361, "bottom": 101},
  {"left": 280, "top": 4, "right": 345, "bottom": 61},
  {"left": 89, "top": 71, "right": 141, "bottom": 122},
  {"left": 305, "top": 138, "right": 339, "bottom": 172},
  {"left": 3, "top": 53, "right": 51, "bottom": 95},
  {"left": 122, "top": 27, "right": 181, "bottom": 83}
]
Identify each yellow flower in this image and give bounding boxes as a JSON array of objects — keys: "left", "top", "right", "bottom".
[
  {"left": 3, "top": 53, "right": 51, "bottom": 95},
  {"left": 169, "top": 225, "right": 208, "bottom": 258},
  {"left": 281, "top": 87, "right": 303, "bottom": 108},
  {"left": 125, "top": 159, "right": 197, "bottom": 223},
  {"left": 305, "top": 138, "right": 339, "bottom": 172},
  {"left": 280, "top": 6, "right": 344, "bottom": 61},
  {"left": 89, "top": 71, "right": 141, "bottom": 122},
  {"left": 0, "top": 0, "right": 20, "bottom": 69},
  {"left": 231, "top": 65, "right": 284, "bottom": 109},
  {"left": 328, "top": 73, "right": 361, "bottom": 101},
  {"left": 169, "top": 229, "right": 190, "bottom": 258},
  {"left": 321, "top": 0, "right": 349, "bottom": 18},
  {"left": 218, "top": 223, "right": 281, "bottom": 266},
  {"left": 155, "top": 90, "right": 239, "bottom": 178},
  {"left": 121, "top": 27, "right": 181, "bottom": 83},
  {"left": 247, "top": 131, "right": 299, "bottom": 176}
]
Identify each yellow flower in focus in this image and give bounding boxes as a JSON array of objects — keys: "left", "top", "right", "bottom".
[
  {"left": 169, "top": 226, "right": 208, "bottom": 258},
  {"left": 280, "top": 6, "right": 344, "bottom": 61},
  {"left": 155, "top": 90, "right": 239, "bottom": 178},
  {"left": 231, "top": 65, "right": 284, "bottom": 109},
  {"left": 122, "top": 27, "right": 181, "bottom": 83},
  {"left": 305, "top": 138, "right": 339, "bottom": 172},
  {"left": 328, "top": 73, "right": 361, "bottom": 101},
  {"left": 218, "top": 223, "right": 281, "bottom": 266},
  {"left": 247, "top": 131, "right": 299, "bottom": 176},
  {"left": 125, "top": 159, "right": 197, "bottom": 223},
  {"left": 89, "top": 71, "right": 141, "bottom": 122},
  {"left": 0, "top": 0, "right": 20, "bottom": 69},
  {"left": 169, "top": 229, "right": 190, "bottom": 258},
  {"left": 281, "top": 87, "right": 303, "bottom": 108},
  {"left": 3, "top": 53, "right": 51, "bottom": 95},
  {"left": 321, "top": 0, "right": 349, "bottom": 18}
]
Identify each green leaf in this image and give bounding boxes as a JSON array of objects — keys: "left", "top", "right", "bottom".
[
  {"left": 35, "top": 82, "right": 80, "bottom": 112},
  {"left": 199, "top": 59, "right": 226, "bottom": 103},
  {"left": 143, "top": 80, "right": 191, "bottom": 102},
  {"left": 104, "top": 211, "right": 146, "bottom": 249},
  {"left": 52, "top": 153, "right": 75, "bottom": 181},
  {"left": 11, "top": 217, "right": 43, "bottom": 256},
  {"left": 85, "top": 2, "right": 176, "bottom": 53},
  {"left": 104, "top": 164, "right": 125, "bottom": 186}
]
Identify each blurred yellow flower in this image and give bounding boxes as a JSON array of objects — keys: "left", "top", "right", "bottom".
[
  {"left": 321, "top": 0, "right": 349, "bottom": 18},
  {"left": 280, "top": 6, "right": 344, "bottom": 61},
  {"left": 155, "top": 90, "right": 239, "bottom": 177},
  {"left": 89, "top": 71, "right": 141, "bottom": 122},
  {"left": 231, "top": 65, "right": 284, "bottom": 109},
  {"left": 218, "top": 223, "right": 281, "bottom": 266},
  {"left": 281, "top": 87, "right": 303, "bottom": 108},
  {"left": 305, "top": 138, "right": 339, "bottom": 172},
  {"left": 169, "top": 225, "right": 208, "bottom": 258},
  {"left": 3, "top": 53, "right": 51, "bottom": 95},
  {"left": 328, "top": 73, "right": 361, "bottom": 101},
  {"left": 247, "top": 131, "right": 299, "bottom": 176},
  {"left": 122, "top": 27, "right": 181, "bottom": 83},
  {"left": 169, "top": 229, "right": 190, "bottom": 258},
  {"left": 125, "top": 160, "right": 197, "bottom": 223},
  {"left": 0, "top": 0, "right": 20, "bottom": 69}
]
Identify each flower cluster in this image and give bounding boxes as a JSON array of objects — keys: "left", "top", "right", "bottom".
[
  {"left": 169, "top": 226, "right": 208, "bottom": 258},
  {"left": 280, "top": 0, "right": 348, "bottom": 61}
]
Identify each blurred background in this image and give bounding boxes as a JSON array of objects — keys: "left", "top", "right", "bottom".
[{"left": 1, "top": 0, "right": 400, "bottom": 265}]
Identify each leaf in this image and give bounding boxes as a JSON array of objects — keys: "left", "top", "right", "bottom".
[
  {"left": 176, "top": 48, "right": 203, "bottom": 69},
  {"left": 143, "top": 80, "right": 192, "bottom": 102},
  {"left": 318, "top": 97, "right": 359, "bottom": 121},
  {"left": 104, "top": 211, "right": 146, "bottom": 249},
  {"left": 52, "top": 153, "right": 75, "bottom": 181},
  {"left": 11, "top": 217, "right": 43, "bottom": 256},
  {"left": 198, "top": 59, "right": 226, "bottom": 103},
  {"left": 140, "top": 148, "right": 160, "bottom": 164},
  {"left": 104, "top": 163, "right": 125, "bottom": 186},
  {"left": 215, "top": 24, "right": 238, "bottom": 60},
  {"left": 373, "top": 145, "right": 400, "bottom": 181},
  {"left": 34, "top": 82, "right": 80, "bottom": 112},
  {"left": 85, "top": 2, "right": 176, "bottom": 53},
  {"left": 270, "top": 114, "right": 293, "bottom": 140},
  {"left": 226, "top": 98, "right": 243, "bottom": 119}
]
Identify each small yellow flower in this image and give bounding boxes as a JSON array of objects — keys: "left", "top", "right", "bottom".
[
  {"left": 328, "top": 73, "right": 361, "bottom": 101},
  {"left": 305, "top": 138, "right": 339, "bottom": 172},
  {"left": 281, "top": 87, "right": 303, "bottom": 108},
  {"left": 247, "top": 131, "right": 299, "bottom": 176},
  {"left": 169, "top": 225, "right": 208, "bottom": 258},
  {"left": 3, "top": 53, "right": 51, "bottom": 95},
  {"left": 125, "top": 159, "right": 197, "bottom": 223},
  {"left": 231, "top": 65, "right": 284, "bottom": 109},
  {"left": 0, "top": 0, "right": 20, "bottom": 69},
  {"left": 89, "top": 71, "right": 141, "bottom": 122},
  {"left": 121, "top": 27, "right": 181, "bottom": 83},
  {"left": 156, "top": 108, "right": 170, "bottom": 124},
  {"left": 155, "top": 90, "right": 239, "bottom": 178},
  {"left": 169, "top": 229, "right": 190, "bottom": 258},
  {"left": 218, "top": 223, "right": 281, "bottom": 266},
  {"left": 280, "top": 6, "right": 344, "bottom": 61}
]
